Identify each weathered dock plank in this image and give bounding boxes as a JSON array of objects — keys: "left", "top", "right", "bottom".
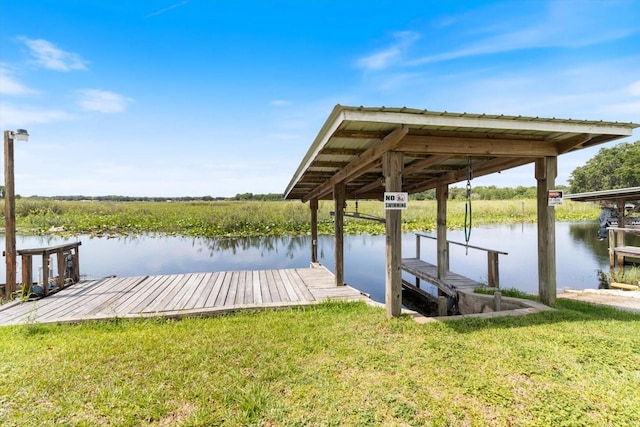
[{"left": 0, "top": 266, "right": 368, "bottom": 326}]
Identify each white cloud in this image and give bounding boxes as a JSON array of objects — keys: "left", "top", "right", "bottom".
[
  {"left": 76, "top": 89, "right": 133, "bottom": 113},
  {"left": 271, "top": 99, "right": 291, "bottom": 107},
  {"left": 19, "top": 37, "right": 88, "bottom": 71},
  {"left": 0, "top": 65, "right": 37, "bottom": 95},
  {"left": 145, "top": 0, "right": 189, "bottom": 18},
  {"left": 628, "top": 81, "right": 640, "bottom": 97},
  {"left": 0, "top": 104, "right": 75, "bottom": 128},
  {"left": 356, "top": 31, "right": 421, "bottom": 71}
]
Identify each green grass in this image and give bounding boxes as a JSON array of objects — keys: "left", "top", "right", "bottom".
[
  {"left": 14, "top": 199, "right": 600, "bottom": 238},
  {"left": 1, "top": 300, "right": 638, "bottom": 426}
]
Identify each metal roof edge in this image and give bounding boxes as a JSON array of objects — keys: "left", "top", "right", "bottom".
[
  {"left": 339, "top": 106, "right": 639, "bottom": 135},
  {"left": 564, "top": 186, "right": 640, "bottom": 201},
  {"left": 284, "top": 104, "right": 346, "bottom": 199}
]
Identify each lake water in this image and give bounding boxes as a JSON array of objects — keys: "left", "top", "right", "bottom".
[{"left": 2, "top": 222, "right": 638, "bottom": 303}]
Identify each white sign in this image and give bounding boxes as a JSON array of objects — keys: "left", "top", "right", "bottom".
[
  {"left": 548, "top": 190, "right": 564, "bottom": 206},
  {"left": 384, "top": 192, "right": 408, "bottom": 210}
]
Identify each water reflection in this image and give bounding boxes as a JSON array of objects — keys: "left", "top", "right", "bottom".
[{"left": 2, "top": 222, "right": 636, "bottom": 303}]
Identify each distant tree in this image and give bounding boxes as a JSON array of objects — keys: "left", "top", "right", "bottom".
[
  {"left": 0, "top": 185, "right": 4, "bottom": 198},
  {"left": 569, "top": 141, "right": 640, "bottom": 193}
]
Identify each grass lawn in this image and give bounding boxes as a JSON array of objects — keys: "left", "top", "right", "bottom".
[{"left": 1, "top": 300, "right": 638, "bottom": 426}]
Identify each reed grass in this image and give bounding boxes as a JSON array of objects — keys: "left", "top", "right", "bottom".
[{"left": 14, "top": 199, "right": 600, "bottom": 238}]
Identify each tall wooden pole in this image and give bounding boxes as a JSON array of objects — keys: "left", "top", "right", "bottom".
[
  {"left": 436, "top": 183, "right": 449, "bottom": 281},
  {"left": 310, "top": 198, "right": 318, "bottom": 264},
  {"left": 333, "top": 183, "right": 345, "bottom": 286},
  {"left": 4, "top": 131, "right": 17, "bottom": 299},
  {"left": 536, "top": 157, "right": 557, "bottom": 306},
  {"left": 383, "top": 151, "right": 403, "bottom": 318}
]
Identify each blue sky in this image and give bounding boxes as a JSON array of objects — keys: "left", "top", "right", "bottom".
[{"left": 1, "top": 0, "right": 638, "bottom": 198}]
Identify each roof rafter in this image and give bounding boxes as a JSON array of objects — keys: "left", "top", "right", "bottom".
[{"left": 301, "top": 125, "right": 409, "bottom": 202}]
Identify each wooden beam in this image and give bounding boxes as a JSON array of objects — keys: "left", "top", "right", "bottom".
[
  {"left": 404, "top": 157, "right": 532, "bottom": 194},
  {"left": 398, "top": 135, "right": 559, "bottom": 157},
  {"left": 334, "top": 182, "right": 345, "bottom": 286},
  {"left": 4, "top": 131, "right": 16, "bottom": 298},
  {"left": 310, "top": 199, "right": 318, "bottom": 263},
  {"left": 404, "top": 155, "right": 452, "bottom": 175},
  {"left": 536, "top": 157, "right": 557, "bottom": 306},
  {"left": 302, "top": 125, "right": 409, "bottom": 202},
  {"left": 436, "top": 183, "right": 448, "bottom": 281},
  {"left": 383, "top": 151, "right": 403, "bottom": 318},
  {"left": 555, "top": 133, "right": 592, "bottom": 154},
  {"left": 353, "top": 176, "right": 385, "bottom": 195}
]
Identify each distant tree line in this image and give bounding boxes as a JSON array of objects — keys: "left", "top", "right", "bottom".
[
  {"left": 411, "top": 185, "right": 560, "bottom": 201},
  {"left": 568, "top": 140, "right": 640, "bottom": 193},
  {"left": 3, "top": 140, "right": 637, "bottom": 201}
]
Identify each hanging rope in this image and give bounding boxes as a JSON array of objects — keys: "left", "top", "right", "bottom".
[{"left": 464, "top": 158, "right": 473, "bottom": 254}]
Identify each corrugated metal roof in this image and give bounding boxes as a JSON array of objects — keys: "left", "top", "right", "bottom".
[
  {"left": 285, "top": 105, "right": 638, "bottom": 201},
  {"left": 564, "top": 187, "right": 640, "bottom": 203}
]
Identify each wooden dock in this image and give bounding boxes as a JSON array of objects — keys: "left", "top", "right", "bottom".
[
  {"left": 402, "top": 258, "right": 483, "bottom": 297},
  {"left": 0, "top": 265, "right": 368, "bottom": 326}
]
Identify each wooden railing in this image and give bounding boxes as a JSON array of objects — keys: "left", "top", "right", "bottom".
[
  {"left": 17, "top": 242, "right": 81, "bottom": 297},
  {"left": 608, "top": 227, "right": 640, "bottom": 270},
  {"left": 414, "top": 233, "right": 507, "bottom": 288}
]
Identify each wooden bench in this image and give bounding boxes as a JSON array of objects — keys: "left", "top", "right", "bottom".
[{"left": 17, "top": 242, "right": 81, "bottom": 297}]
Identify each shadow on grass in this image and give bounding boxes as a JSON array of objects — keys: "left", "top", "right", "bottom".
[{"left": 439, "top": 298, "right": 640, "bottom": 334}]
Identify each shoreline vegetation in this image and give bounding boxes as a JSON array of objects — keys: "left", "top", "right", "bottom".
[{"left": 12, "top": 198, "right": 600, "bottom": 238}]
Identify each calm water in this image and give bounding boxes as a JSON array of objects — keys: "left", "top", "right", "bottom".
[{"left": 2, "top": 222, "right": 637, "bottom": 303}]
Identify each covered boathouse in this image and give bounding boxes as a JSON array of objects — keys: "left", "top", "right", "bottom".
[{"left": 284, "top": 105, "right": 638, "bottom": 318}]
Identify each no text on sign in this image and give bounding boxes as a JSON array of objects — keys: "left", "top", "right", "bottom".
[{"left": 384, "top": 192, "right": 408, "bottom": 210}]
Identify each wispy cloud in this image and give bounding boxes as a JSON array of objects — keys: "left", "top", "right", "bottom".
[
  {"left": 146, "top": 0, "right": 189, "bottom": 18},
  {"left": 271, "top": 99, "right": 291, "bottom": 107},
  {"left": 19, "top": 37, "right": 88, "bottom": 71},
  {"left": 0, "top": 65, "right": 37, "bottom": 95},
  {"left": 76, "top": 89, "right": 133, "bottom": 113},
  {"left": 0, "top": 104, "right": 75, "bottom": 128},
  {"left": 356, "top": 31, "right": 421, "bottom": 71},
  {"left": 359, "top": 1, "right": 638, "bottom": 70}
]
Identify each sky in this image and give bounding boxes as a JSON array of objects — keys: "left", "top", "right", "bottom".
[{"left": 1, "top": 0, "right": 639, "bottom": 198}]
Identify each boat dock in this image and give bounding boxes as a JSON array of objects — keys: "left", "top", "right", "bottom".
[{"left": 0, "top": 264, "right": 368, "bottom": 326}]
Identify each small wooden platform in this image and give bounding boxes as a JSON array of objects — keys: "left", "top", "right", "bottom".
[
  {"left": 0, "top": 265, "right": 367, "bottom": 326},
  {"left": 402, "top": 258, "right": 483, "bottom": 297}
]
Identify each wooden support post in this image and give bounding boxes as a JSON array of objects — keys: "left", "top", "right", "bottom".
[
  {"left": 21, "top": 255, "right": 32, "bottom": 296},
  {"left": 494, "top": 291, "right": 502, "bottom": 312},
  {"left": 616, "top": 200, "right": 625, "bottom": 268},
  {"left": 383, "top": 151, "right": 403, "bottom": 318},
  {"left": 4, "top": 131, "right": 17, "bottom": 298},
  {"left": 415, "top": 234, "right": 421, "bottom": 288},
  {"left": 436, "top": 183, "right": 448, "bottom": 280},
  {"left": 487, "top": 251, "right": 499, "bottom": 288},
  {"left": 334, "top": 183, "right": 345, "bottom": 286},
  {"left": 438, "top": 296, "right": 448, "bottom": 316},
  {"left": 608, "top": 228, "right": 616, "bottom": 269},
  {"left": 42, "top": 255, "right": 50, "bottom": 297},
  {"left": 310, "top": 199, "right": 319, "bottom": 264},
  {"left": 536, "top": 157, "right": 557, "bottom": 306},
  {"left": 73, "top": 247, "right": 80, "bottom": 283},
  {"left": 57, "top": 252, "right": 66, "bottom": 289}
]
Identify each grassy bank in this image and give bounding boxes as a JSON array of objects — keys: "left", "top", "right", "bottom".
[
  {"left": 14, "top": 199, "right": 600, "bottom": 238},
  {"left": 0, "top": 300, "right": 638, "bottom": 426}
]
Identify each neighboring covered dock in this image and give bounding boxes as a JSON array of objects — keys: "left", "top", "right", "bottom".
[
  {"left": 565, "top": 187, "right": 640, "bottom": 270},
  {"left": 284, "top": 105, "right": 638, "bottom": 317}
]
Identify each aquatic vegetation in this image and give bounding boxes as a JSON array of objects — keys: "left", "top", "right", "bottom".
[{"left": 15, "top": 199, "right": 600, "bottom": 238}]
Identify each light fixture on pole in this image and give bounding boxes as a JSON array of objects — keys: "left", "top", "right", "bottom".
[{"left": 4, "top": 128, "right": 29, "bottom": 299}]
